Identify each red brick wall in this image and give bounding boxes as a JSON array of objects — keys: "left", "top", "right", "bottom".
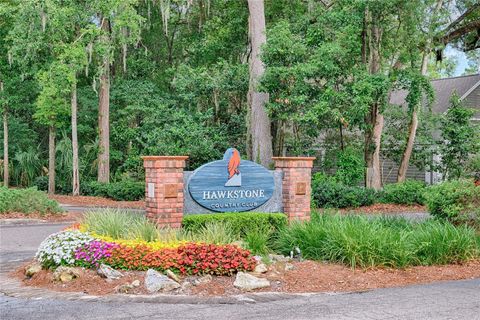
[
  {"left": 142, "top": 156, "right": 188, "bottom": 228},
  {"left": 273, "top": 157, "right": 316, "bottom": 222}
]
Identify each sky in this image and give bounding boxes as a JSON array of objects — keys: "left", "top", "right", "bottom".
[{"left": 445, "top": 46, "right": 469, "bottom": 76}]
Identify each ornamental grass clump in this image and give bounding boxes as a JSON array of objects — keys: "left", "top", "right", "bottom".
[
  {"left": 83, "top": 209, "right": 159, "bottom": 241},
  {"left": 36, "top": 230, "right": 95, "bottom": 268},
  {"left": 275, "top": 214, "right": 479, "bottom": 268}
]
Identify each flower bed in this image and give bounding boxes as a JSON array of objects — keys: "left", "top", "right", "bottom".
[{"left": 36, "top": 224, "right": 256, "bottom": 276}]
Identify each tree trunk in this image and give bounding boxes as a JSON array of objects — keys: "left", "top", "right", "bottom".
[
  {"left": 397, "top": 0, "right": 443, "bottom": 182},
  {"left": 48, "top": 126, "right": 56, "bottom": 194},
  {"left": 397, "top": 52, "right": 427, "bottom": 182},
  {"left": 3, "top": 109, "right": 8, "bottom": 188},
  {"left": 247, "top": 0, "right": 273, "bottom": 167},
  {"left": 364, "top": 14, "right": 383, "bottom": 190},
  {"left": 97, "top": 18, "right": 110, "bottom": 183},
  {"left": 365, "top": 104, "right": 384, "bottom": 190},
  {"left": 71, "top": 81, "right": 80, "bottom": 195},
  {"left": 397, "top": 109, "right": 418, "bottom": 182}
]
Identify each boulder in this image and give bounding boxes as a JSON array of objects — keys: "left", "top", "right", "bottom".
[
  {"left": 131, "top": 280, "right": 141, "bottom": 287},
  {"left": 97, "top": 264, "right": 123, "bottom": 280},
  {"left": 53, "top": 266, "right": 81, "bottom": 283},
  {"left": 254, "top": 263, "right": 268, "bottom": 274},
  {"left": 25, "top": 262, "right": 42, "bottom": 278},
  {"left": 145, "top": 269, "right": 180, "bottom": 293},
  {"left": 233, "top": 272, "right": 270, "bottom": 291},
  {"left": 165, "top": 269, "right": 181, "bottom": 283},
  {"left": 193, "top": 274, "right": 212, "bottom": 286}
]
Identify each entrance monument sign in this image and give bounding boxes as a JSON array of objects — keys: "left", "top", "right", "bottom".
[{"left": 188, "top": 148, "right": 274, "bottom": 212}]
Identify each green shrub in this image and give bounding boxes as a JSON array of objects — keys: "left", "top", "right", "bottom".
[
  {"left": 311, "top": 173, "right": 376, "bottom": 208},
  {"left": 380, "top": 180, "right": 426, "bottom": 205},
  {"left": 424, "top": 180, "right": 480, "bottom": 226},
  {"left": 0, "top": 187, "right": 62, "bottom": 215},
  {"left": 276, "top": 213, "right": 478, "bottom": 268},
  {"left": 182, "top": 212, "right": 287, "bottom": 238},
  {"left": 82, "top": 181, "right": 110, "bottom": 198},
  {"left": 82, "top": 180, "right": 144, "bottom": 201},
  {"left": 33, "top": 176, "right": 48, "bottom": 191}
]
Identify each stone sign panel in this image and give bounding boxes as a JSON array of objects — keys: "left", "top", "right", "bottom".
[{"left": 187, "top": 148, "right": 275, "bottom": 212}]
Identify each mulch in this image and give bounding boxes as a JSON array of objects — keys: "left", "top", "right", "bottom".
[
  {"left": 0, "top": 212, "right": 83, "bottom": 222},
  {"left": 318, "top": 203, "right": 427, "bottom": 215},
  {"left": 14, "top": 259, "right": 480, "bottom": 296},
  {"left": 48, "top": 194, "right": 144, "bottom": 209}
]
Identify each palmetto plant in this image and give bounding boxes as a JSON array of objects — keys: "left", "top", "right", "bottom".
[{"left": 13, "top": 146, "right": 43, "bottom": 186}]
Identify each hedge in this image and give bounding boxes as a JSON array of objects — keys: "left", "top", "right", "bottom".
[{"left": 182, "top": 212, "right": 288, "bottom": 236}]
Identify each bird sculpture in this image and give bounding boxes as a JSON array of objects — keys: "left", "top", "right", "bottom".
[{"left": 227, "top": 148, "right": 241, "bottom": 179}]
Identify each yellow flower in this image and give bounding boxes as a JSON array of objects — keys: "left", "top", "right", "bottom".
[{"left": 80, "top": 224, "right": 191, "bottom": 250}]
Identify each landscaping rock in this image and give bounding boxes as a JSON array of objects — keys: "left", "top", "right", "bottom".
[
  {"left": 131, "top": 280, "right": 141, "bottom": 287},
  {"left": 180, "top": 281, "right": 193, "bottom": 292},
  {"left": 97, "top": 264, "right": 123, "bottom": 280},
  {"left": 254, "top": 263, "right": 268, "bottom": 274},
  {"left": 24, "top": 262, "right": 42, "bottom": 278},
  {"left": 233, "top": 272, "right": 270, "bottom": 291},
  {"left": 115, "top": 284, "right": 135, "bottom": 294},
  {"left": 193, "top": 274, "right": 212, "bottom": 286},
  {"left": 145, "top": 269, "right": 180, "bottom": 293},
  {"left": 268, "top": 254, "right": 291, "bottom": 262},
  {"left": 53, "top": 266, "right": 81, "bottom": 283},
  {"left": 165, "top": 269, "right": 181, "bottom": 283},
  {"left": 253, "top": 255, "right": 263, "bottom": 262},
  {"left": 285, "top": 263, "right": 295, "bottom": 271}
]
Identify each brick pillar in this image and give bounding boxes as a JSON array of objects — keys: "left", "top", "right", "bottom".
[
  {"left": 142, "top": 156, "right": 188, "bottom": 228},
  {"left": 273, "top": 157, "right": 316, "bottom": 222}
]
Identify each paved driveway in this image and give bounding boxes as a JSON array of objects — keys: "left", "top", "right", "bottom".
[{"left": 1, "top": 223, "right": 479, "bottom": 320}]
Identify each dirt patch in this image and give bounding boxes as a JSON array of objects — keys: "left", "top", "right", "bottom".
[
  {"left": 14, "top": 259, "right": 480, "bottom": 296},
  {"left": 0, "top": 212, "right": 82, "bottom": 222},
  {"left": 49, "top": 194, "right": 144, "bottom": 209},
  {"left": 14, "top": 263, "right": 148, "bottom": 295}
]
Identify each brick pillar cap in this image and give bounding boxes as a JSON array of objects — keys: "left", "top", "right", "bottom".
[
  {"left": 273, "top": 156, "right": 316, "bottom": 168},
  {"left": 272, "top": 157, "right": 316, "bottom": 161},
  {"left": 141, "top": 156, "right": 189, "bottom": 161}
]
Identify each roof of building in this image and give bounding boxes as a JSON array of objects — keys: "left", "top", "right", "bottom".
[{"left": 390, "top": 74, "right": 480, "bottom": 114}]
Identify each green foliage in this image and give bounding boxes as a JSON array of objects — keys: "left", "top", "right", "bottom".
[
  {"left": 244, "top": 226, "right": 273, "bottom": 256},
  {"left": 335, "top": 147, "right": 365, "bottom": 185},
  {"left": 311, "top": 173, "right": 376, "bottom": 208},
  {"left": 439, "top": 93, "right": 478, "bottom": 180},
  {"left": 380, "top": 180, "right": 426, "bottom": 205},
  {"left": 182, "top": 212, "right": 287, "bottom": 238},
  {"left": 0, "top": 187, "right": 62, "bottom": 215},
  {"left": 83, "top": 209, "right": 154, "bottom": 241},
  {"left": 275, "top": 214, "right": 479, "bottom": 268},
  {"left": 424, "top": 180, "right": 480, "bottom": 226},
  {"left": 82, "top": 180, "right": 144, "bottom": 201},
  {"left": 184, "top": 221, "right": 240, "bottom": 245},
  {"left": 33, "top": 176, "right": 49, "bottom": 191}
]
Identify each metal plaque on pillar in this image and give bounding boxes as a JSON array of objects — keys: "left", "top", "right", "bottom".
[{"left": 187, "top": 148, "right": 275, "bottom": 212}]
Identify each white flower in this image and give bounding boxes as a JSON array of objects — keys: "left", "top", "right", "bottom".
[{"left": 36, "top": 230, "right": 94, "bottom": 268}]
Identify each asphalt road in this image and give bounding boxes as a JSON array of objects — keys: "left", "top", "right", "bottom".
[{"left": 1, "top": 223, "right": 479, "bottom": 320}]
